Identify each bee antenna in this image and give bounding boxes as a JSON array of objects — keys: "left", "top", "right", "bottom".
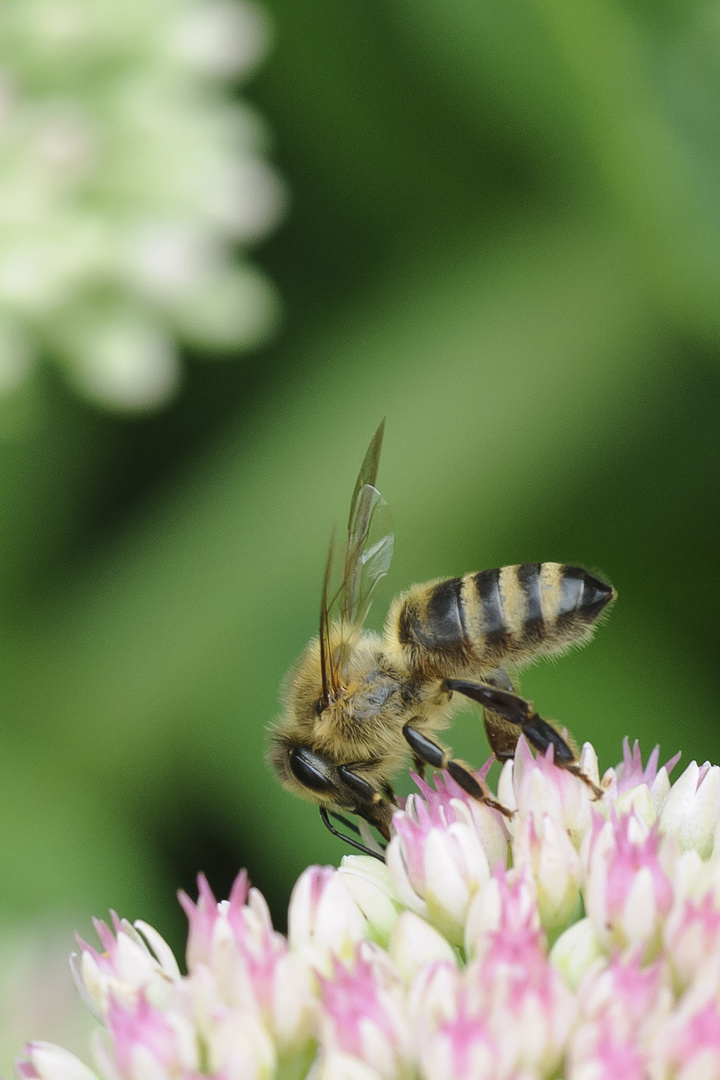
[{"left": 319, "top": 528, "right": 336, "bottom": 705}]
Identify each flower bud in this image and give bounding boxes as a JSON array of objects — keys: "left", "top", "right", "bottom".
[
  {"left": 388, "top": 911, "right": 457, "bottom": 984},
  {"left": 659, "top": 761, "right": 720, "bottom": 858},
  {"left": 386, "top": 793, "right": 492, "bottom": 945},
  {"left": 288, "top": 866, "right": 367, "bottom": 970},
  {"left": 104, "top": 994, "right": 198, "bottom": 1080},
  {"left": 549, "top": 917, "right": 604, "bottom": 990},
  {"left": 502, "top": 737, "right": 594, "bottom": 848},
  {"left": 70, "top": 914, "right": 179, "bottom": 1020},
  {"left": 318, "top": 946, "right": 413, "bottom": 1080},
  {"left": 663, "top": 893, "right": 720, "bottom": 992},
  {"left": 17, "top": 1045, "right": 98, "bottom": 1080},
  {"left": 513, "top": 811, "right": 582, "bottom": 934},
  {"left": 464, "top": 870, "right": 539, "bottom": 961},
  {"left": 658, "top": 995, "right": 720, "bottom": 1080},
  {"left": 585, "top": 814, "right": 673, "bottom": 958},
  {"left": 338, "top": 856, "right": 403, "bottom": 947}
]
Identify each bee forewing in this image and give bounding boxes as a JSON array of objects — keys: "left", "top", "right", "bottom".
[
  {"left": 341, "top": 485, "right": 394, "bottom": 626},
  {"left": 347, "top": 419, "right": 385, "bottom": 529}
]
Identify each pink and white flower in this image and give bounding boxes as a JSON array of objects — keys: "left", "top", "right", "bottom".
[
  {"left": 70, "top": 913, "right": 180, "bottom": 1019},
  {"left": 584, "top": 812, "right": 674, "bottom": 957},
  {"left": 386, "top": 773, "right": 506, "bottom": 945},
  {"left": 17, "top": 735, "right": 720, "bottom": 1080},
  {"left": 288, "top": 864, "right": 368, "bottom": 971},
  {"left": 317, "top": 944, "right": 414, "bottom": 1079},
  {"left": 663, "top": 891, "right": 720, "bottom": 993},
  {"left": 17, "top": 1044, "right": 99, "bottom": 1080},
  {"left": 513, "top": 810, "right": 583, "bottom": 934},
  {"left": 499, "top": 736, "right": 598, "bottom": 848},
  {"left": 659, "top": 760, "right": 720, "bottom": 858},
  {"left": 101, "top": 993, "right": 198, "bottom": 1080}
]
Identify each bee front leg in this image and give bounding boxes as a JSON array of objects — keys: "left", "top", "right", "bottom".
[
  {"left": 446, "top": 680, "right": 603, "bottom": 799},
  {"left": 402, "top": 722, "right": 514, "bottom": 819},
  {"left": 336, "top": 765, "right": 397, "bottom": 840}
]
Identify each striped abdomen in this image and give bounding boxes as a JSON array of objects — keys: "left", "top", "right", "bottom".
[{"left": 391, "top": 562, "right": 615, "bottom": 673}]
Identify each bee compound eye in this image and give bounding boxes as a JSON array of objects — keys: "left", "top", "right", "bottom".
[{"left": 289, "top": 746, "right": 335, "bottom": 793}]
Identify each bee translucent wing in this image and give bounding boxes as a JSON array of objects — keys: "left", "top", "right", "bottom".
[
  {"left": 347, "top": 420, "right": 385, "bottom": 531},
  {"left": 323, "top": 421, "right": 392, "bottom": 639},
  {"left": 340, "top": 483, "right": 394, "bottom": 627}
]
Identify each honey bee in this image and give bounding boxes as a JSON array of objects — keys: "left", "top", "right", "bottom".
[{"left": 269, "top": 422, "right": 615, "bottom": 857}]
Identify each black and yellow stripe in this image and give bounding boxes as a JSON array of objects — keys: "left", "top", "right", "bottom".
[{"left": 395, "top": 562, "right": 615, "bottom": 670}]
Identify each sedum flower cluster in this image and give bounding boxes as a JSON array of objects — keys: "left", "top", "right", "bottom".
[
  {"left": 17, "top": 737, "right": 720, "bottom": 1080},
  {"left": 0, "top": 0, "right": 284, "bottom": 409}
]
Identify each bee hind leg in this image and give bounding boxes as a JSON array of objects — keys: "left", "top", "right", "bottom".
[
  {"left": 446, "top": 680, "right": 603, "bottom": 799},
  {"left": 402, "top": 722, "right": 514, "bottom": 819}
]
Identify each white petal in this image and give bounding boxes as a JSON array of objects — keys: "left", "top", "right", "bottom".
[
  {"left": 423, "top": 830, "right": 471, "bottom": 942},
  {"left": 661, "top": 762, "right": 720, "bottom": 857},
  {"left": 22, "top": 1045, "right": 98, "bottom": 1080},
  {"left": 338, "top": 857, "right": 401, "bottom": 947},
  {"left": 549, "top": 917, "right": 604, "bottom": 990},
  {"left": 621, "top": 866, "right": 657, "bottom": 946},
  {"left": 287, "top": 867, "right": 320, "bottom": 948},
  {"left": 314, "top": 872, "right": 366, "bottom": 957},
  {"left": 578, "top": 743, "right": 600, "bottom": 790},
  {"left": 497, "top": 760, "right": 516, "bottom": 813},
  {"left": 389, "top": 911, "right": 457, "bottom": 983},
  {"left": 69, "top": 953, "right": 103, "bottom": 1022},
  {"left": 650, "top": 766, "right": 672, "bottom": 813},
  {"left": 247, "top": 888, "right": 274, "bottom": 934},
  {"left": 385, "top": 839, "right": 428, "bottom": 919},
  {"left": 266, "top": 950, "right": 315, "bottom": 1050},
  {"left": 614, "top": 783, "right": 656, "bottom": 830},
  {"left": 133, "top": 922, "right": 180, "bottom": 979},
  {"left": 535, "top": 817, "right": 582, "bottom": 928},
  {"left": 464, "top": 878, "right": 502, "bottom": 959},
  {"left": 358, "top": 1018, "right": 398, "bottom": 1078},
  {"left": 129, "top": 1045, "right": 170, "bottom": 1080}
]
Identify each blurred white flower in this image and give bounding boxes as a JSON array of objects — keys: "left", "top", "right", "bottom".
[{"left": 0, "top": 0, "right": 285, "bottom": 410}]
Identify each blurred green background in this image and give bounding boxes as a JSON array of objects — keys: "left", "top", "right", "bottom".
[{"left": 2, "top": 0, "right": 720, "bottom": 1060}]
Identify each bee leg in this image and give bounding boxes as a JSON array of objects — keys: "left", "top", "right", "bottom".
[
  {"left": 477, "top": 670, "right": 521, "bottom": 762},
  {"left": 319, "top": 806, "right": 385, "bottom": 860},
  {"left": 446, "top": 681, "right": 603, "bottom": 799},
  {"left": 337, "top": 765, "right": 397, "bottom": 841},
  {"left": 402, "top": 722, "right": 514, "bottom": 819},
  {"left": 329, "top": 811, "right": 362, "bottom": 835}
]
